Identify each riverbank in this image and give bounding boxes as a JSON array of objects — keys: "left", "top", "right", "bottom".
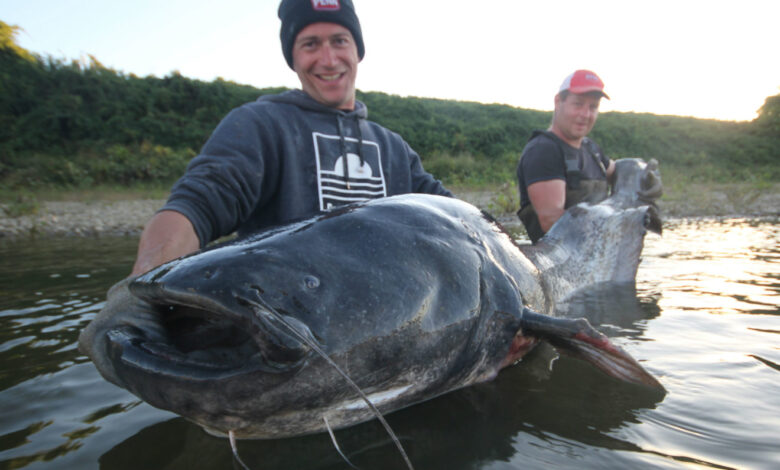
[{"left": 1, "top": 183, "right": 778, "bottom": 239}]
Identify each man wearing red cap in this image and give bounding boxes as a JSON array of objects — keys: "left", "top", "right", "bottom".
[{"left": 516, "top": 70, "right": 615, "bottom": 243}]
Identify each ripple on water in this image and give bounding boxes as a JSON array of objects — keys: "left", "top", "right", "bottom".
[{"left": 0, "top": 220, "right": 779, "bottom": 470}]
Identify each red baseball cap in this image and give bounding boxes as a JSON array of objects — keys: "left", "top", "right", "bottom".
[{"left": 559, "top": 70, "right": 610, "bottom": 99}]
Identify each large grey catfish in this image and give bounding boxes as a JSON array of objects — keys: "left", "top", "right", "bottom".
[{"left": 79, "top": 158, "right": 663, "bottom": 440}]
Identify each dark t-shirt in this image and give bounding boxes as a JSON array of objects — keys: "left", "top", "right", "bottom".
[{"left": 516, "top": 131, "right": 610, "bottom": 210}]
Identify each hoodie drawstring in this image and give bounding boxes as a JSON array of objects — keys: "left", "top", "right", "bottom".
[
  {"left": 336, "top": 116, "right": 350, "bottom": 189},
  {"left": 336, "top": 115, "right": 365, "bottom": 190},
  {"left": 355, "top": 116, "right": 365, "bottom": 167}
]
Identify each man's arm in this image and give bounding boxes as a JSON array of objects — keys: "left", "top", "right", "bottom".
[
  {"left": 606, "top": 159, "right": 616, "bottom": 183},
  {"left": 131, "top": 210, "right": 200, "bottom": 276},
  {"left": 527, "top": 179, "right": 567, "bottom": 233}
]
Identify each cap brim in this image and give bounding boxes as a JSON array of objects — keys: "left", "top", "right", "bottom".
[{"left": 568, "top": 86, "right": 610, "bottom": 100}]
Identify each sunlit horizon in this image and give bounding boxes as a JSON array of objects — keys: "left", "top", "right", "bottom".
[{"left": 3, "top": 0, "right": 779, "bottom": 122}]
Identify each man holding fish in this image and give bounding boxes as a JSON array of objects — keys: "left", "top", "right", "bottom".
[
  {"left": 516, "top": 69, "right": 616, "bottom": 243},
  {"left": 131, "top": 0, "right": 452, "bottom": 276}
]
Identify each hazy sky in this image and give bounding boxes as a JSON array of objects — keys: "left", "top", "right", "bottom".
[{"left": 3, "top": 0, "right": 779, "bottom": 121}]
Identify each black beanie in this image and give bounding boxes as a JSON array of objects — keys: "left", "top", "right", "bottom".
[{"left": 278, "top": 0, "right": 365, "bottom": 70}]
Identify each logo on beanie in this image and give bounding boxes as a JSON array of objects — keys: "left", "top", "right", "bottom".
[{"left": 311, "top": 0, "right": 341, "bottom": 11}]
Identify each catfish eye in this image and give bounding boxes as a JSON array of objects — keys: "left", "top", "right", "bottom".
[{"left": 303, "top": 275, "right": 320, "bottom": 289}]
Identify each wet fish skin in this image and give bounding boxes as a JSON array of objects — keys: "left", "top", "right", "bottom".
[{"left": 80, "top": 158, "right": 664, "bottom": 438}]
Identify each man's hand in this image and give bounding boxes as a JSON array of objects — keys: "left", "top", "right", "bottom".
[
  {"left": 132, "top": 210, "right": 200, "bottom": 276},
  {"left": 638, "top": 158, "right": 663, "bottom": 204}
]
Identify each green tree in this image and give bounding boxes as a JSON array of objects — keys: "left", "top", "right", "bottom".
[
  {"left": 1, "top": 20, "right": 43, "bottom": 156},
  {"left": 1, "top": 22, "right": 777, "bottom": 189},
  {"left": 0, "top": 20, "right": 35, "bottom": 61},
  {"left": 753, "top": 92, "right": 780, "bottom": 136}
]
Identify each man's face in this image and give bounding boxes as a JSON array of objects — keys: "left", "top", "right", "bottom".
[
  {"left": 292, "top": 22, "right": 359, "bottom": 110},
  {"left": 553, "top": 92, "right": 601, "bottom": 144}
]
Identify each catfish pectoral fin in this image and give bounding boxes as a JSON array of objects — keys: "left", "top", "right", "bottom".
[{"left": 519, "top": 308, "right": 664, "bottom": 390}]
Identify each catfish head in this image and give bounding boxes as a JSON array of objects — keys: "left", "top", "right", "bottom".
[{"left": 93, "top": 195, "right": 538, "bottom": 437}]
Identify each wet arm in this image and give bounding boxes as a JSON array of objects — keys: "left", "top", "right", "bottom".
[
  {"left": 527, "top": 179, "right": 566, "bottom": 233},
  {"left": 131, "top": 210, "right": 200, "bottom": 276}
]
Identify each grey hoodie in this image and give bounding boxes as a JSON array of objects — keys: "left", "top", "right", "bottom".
[{"left": 162, "top": 90, "right": 452, "bottom": 246}]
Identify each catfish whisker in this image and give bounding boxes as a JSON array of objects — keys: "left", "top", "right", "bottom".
[
  {"left": 243, "top": 295, "right": 414, "bottom": 470},
  {"left": 324, "top": 415, "right": 359, "bottom": 469},
  {"left": 228, "top": 430, "right": 251, "bottom": 470}
]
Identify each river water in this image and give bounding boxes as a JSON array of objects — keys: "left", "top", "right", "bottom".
[{"left": 0, "top": 217, "right": 778, "bottom": 470}]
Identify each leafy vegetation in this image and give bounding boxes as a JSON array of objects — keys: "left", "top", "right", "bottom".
[{"left": 1, "top": 19, "right": 778, "bottom": 197}]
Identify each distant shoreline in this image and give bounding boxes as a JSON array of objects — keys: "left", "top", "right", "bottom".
[{"left": 1, "top": 186, "right": 778, "bottom": 240}]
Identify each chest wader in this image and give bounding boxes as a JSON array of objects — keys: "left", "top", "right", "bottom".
[{"left": 518, "top": 136, "right": 608, "bottom": 243}]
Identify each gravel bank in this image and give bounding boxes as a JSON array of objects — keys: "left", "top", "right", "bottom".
[
  {"left": 1, "top": 187, "right": 778, "bottom": 240},
  {"left": 0, "top": 200, "right": 164, "bottom": 239}
]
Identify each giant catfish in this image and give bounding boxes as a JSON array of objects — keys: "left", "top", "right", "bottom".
[{"left": 79, "top": 158, "right": 664, "bottom": 441}]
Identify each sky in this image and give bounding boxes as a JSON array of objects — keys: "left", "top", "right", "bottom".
[{"left": 2, "top": 0, "right": 779, "bottom": 122}]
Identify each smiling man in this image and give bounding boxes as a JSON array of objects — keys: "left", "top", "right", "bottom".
[
  {"left": 515, "top": 70, "right": 615, "bottom": 243},
  {"left": 290, "top": 22, "right": 357, "bottom": 110},
  {"left": 129, "top": 0, "right": 452, "bottom": 276}
]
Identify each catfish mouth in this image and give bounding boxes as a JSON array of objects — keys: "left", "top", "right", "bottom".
[{"left": 106, "top": 282, "right": 313, "bottom": 381}]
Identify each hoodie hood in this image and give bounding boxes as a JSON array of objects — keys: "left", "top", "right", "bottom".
[
  {"left": 262, "top": 89, "right": 368, "bottom": 190},
  {"left": 260, "top": 89, "right": 368, "bottom": 120}
]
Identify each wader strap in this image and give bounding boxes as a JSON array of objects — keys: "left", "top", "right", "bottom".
[
  {"left": 517, "top": 203, "right": 544, "bottom": 244},
  {"left": 531, "top": 130, "right": 584, "bottom": 190},
  {"left": 583, "top": 138, "right": 608, "bottom": 176},
  {"left": 564, "top": 158, "right": 582, "bottom": 190}
]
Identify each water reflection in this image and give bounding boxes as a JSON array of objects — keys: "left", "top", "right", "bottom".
[
  {"left": 98, "top": 348, "right": 665, "bottom": 470},
  {"left": 0, "top": 238, "right": 137, "bottom": 391},
  {"left": 556, "top": 283, "right": 662, "bottom": 336}
]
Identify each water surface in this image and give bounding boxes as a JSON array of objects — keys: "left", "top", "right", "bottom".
[{"left": 0, "top": 218, "right": 778, "bottom": 469}]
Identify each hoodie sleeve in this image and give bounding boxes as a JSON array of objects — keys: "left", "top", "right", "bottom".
[
  {"left": 406, "top": 142, "right": 453, "bottom": 197},
  {"left": 161, "top": 104, "right": 278, "bottom": 246}
]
